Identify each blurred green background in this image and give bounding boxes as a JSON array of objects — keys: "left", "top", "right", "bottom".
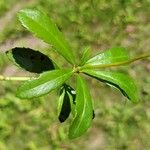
[{"left": 0, "top": 0, "right": 150, "bottom": 149}]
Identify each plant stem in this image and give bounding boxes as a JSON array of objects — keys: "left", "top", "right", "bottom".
[
  {"left": 0, "top": 75, "right": 31, "bottom": 81},
  {"left": 0, "top": 53, "right": 149, "bottom": 80},
  {"left": 80, "top": 52, "right": 150, "bottom": 70}
]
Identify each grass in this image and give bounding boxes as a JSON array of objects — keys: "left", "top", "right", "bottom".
[{"left": 0, "top": 0, "right": 150, "bottom": 149}]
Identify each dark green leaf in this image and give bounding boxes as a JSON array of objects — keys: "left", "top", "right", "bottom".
[
  {"left": 83, "top": 69, "right": 138, "bottom": 103},
  {"left": 6, "top": 47, "right": 55, "bottom": 73},
  {"left": 18, "top": 9, "right": 75, "bottom": 65},
  {"left": 64, "top": 84, "right": 76, "bottom": 117},
  {"left": 60, "top": 84, "right": 95, "bottom": 120},
  {"left": 58, "top": 84, "right": 75, "bottom": 123},
  {"left": 16, "top": 69, "right": 73, "bottom": 99},
  {"left": 69, "top": 75, "right": 93, "bottom": 139},
  {"left": 59, "top": 84, "right": 76, "bottom": 120},
  {"left": 85, "top": 47, "right": 130, "bottom": 66},
  {"left": 80, "top": 47, "right": 91, "bottom": 66},
  {"left": 61, "top": 84, "right": 76, "bottom": 104},
  {"left": 58, "top": 88, "right": 71, "bottom": 123}
]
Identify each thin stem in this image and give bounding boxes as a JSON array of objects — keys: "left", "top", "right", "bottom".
[
  {"left": 0, "top": 75, "right": 31, "bottom": 81},
  {"left": 80, "top": 52, "right": 150, "bottom": 70},
  {"left": 0, "top": 53, "right": 149, "bottom": 81}
]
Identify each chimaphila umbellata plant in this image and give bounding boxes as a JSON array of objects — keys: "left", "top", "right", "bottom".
[{"left": 0, "top": 9, "right": 150, "bottom": 139}]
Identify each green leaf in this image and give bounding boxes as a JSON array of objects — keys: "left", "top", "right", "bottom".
[
  {"left": 18, "top": 9, "right": 75, "bottom": 64},
  {"left": 63, "top": 84, "right": 76, "bottom": 117},
  {"left": 85, "top": 47, "right": 130, "bottom": 66},
  {"left": 68, "top": 92, "right": 76, "bottom": 118},
  {"left": 83, "top": 69, "right": 138, "bottom": 103},
  {"left": 62, "top": 84, "right": 76, "bottom": 104},
  {"left": 58, "top": 89, "right": 71, "bottom": 123},
  {"left": 69, "top": 75, "right": 93, "bottom": 139},
  {"left": 80, "top": 47, "right": 91, "bottom": 66},
  {"left": 6, "top": 47, "right": 55, "bottom": 73},
  {"left": 58, "top": 84, "right": 75, "bottom": 123},
  {"left": 60, "top": 84, "right": 95, "bottom": 120},
  {"left": 16, "top": 69, "right": 73, "bottom": 99},
  {"left": 60, "top": 84, "right": 76, "bottom": 118}
]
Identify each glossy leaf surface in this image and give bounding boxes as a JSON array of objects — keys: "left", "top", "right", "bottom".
[
  {"left": 83, "top": 69, "right": 138, "bottom": 103},
  {"left": 85, "top": 47, "right": 130, "bottom": 66},
  {"left": 6, "top": 47, "right": 55, "bottom": 73},
  {"left": 17, "top": 69, "right": 73, "bottom": 99},
  {"left": 80, "top": 47, "right": 91, "bottom": 66},
  {"left": 69, "top": 75, "right": 93, "bottom": 139},
  {"left": 18, "top": 9, "right": 75, "bottom": 64}
]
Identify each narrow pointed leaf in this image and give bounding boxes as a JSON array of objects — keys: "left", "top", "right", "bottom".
[
  {"left": 80, "top": 47, "right": 91, "bottom": 66},
  {"left": 59, "top": 84, "right": 76, "bottom": 118},
  {"left": 58, "top": 89, "right": 65, "bottom": 117},
  {"left": 18, "top": 9, "right": 75, "bottom": 64},
  {"left": 69, "top": 75, "right": 93, "bottom": 139},
  {"left": 58, "top": 88, "right": 71, "bottom": 123},
  {"left": 63, "top": 84, "right": 76, "bottom": 104},
  {"left": 68, "top": 92, "right": 76, "bottom": 118},
  {"left": 6, "top": 47, "right": 55, "bottom": 73},
  {"left": 16, "top": 69, "right": 73, "bottom": 99},
  {"left": 63, "top": 84, "right": 76, "bottom": 117},
  {"left": 83, "top": 69, "right": 138, "bottom": 103},
  {"left": 58, "top": 84, "right": 75, "bottom": 123},
  {"left": 85, "top": 47, "right": 130, "bottom": 66}
]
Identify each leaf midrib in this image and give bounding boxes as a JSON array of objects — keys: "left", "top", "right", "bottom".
[
  {"left": 87, "top": 55, "right": 129, "bottom": 64},
  {"left": 22, "top": 71, "right": 72, "bottom": 95},
  {"left": 72, "top": 79, "right": 89, "bottom": 135},
  {"left": 21, "top": 13, "right": 71, "bottom": 60}
]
